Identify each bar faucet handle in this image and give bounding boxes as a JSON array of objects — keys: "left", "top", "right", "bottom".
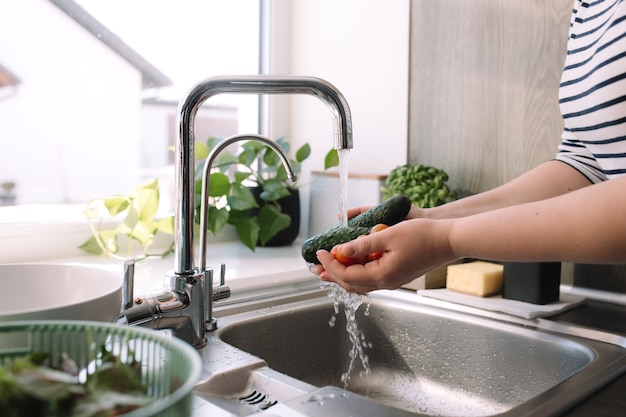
[
  {"left": 123, "top": 258, "right": 135, "bottom": 309},
  {"left": 219, "top": 263, "right": 226, "bottom": 285},
  {"left": 213, "top": 263, "right": 231, "bottom": 302},
  {"left": 203, "top": 267, "right": 214, "bottom": 330}
]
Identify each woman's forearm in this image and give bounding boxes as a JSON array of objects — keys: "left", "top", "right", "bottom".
[
  {"left": 422, "top": 160, "right": 592, "bottom": 220},
  {"left": 447, "top": 174, "right": 626, "bottom": 264}
]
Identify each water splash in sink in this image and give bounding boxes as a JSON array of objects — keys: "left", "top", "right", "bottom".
[
  {"left": 324, "top": 282, "right": 372, "bottom": 388},
  {"left": 214, "top": 291, "right": 625, "bottom": 417},
  {"left": 323, "top": 148, "right": 373, "bottom": 388}
]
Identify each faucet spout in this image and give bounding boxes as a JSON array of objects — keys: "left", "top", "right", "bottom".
[
  {"left": 174, "top": 75, "right": 353, "bottom": 276},
  {"left": 123, "top": 75, "right": 354, "bottom": 344},
  {"left": 198, "top": 133, "right": 297, "bottom": 271},
  {"left": 197, "top": 133, "right": 297, "bottom": 332}
]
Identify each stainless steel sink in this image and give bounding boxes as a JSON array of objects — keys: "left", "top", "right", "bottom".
[{"left": 193, "top": 288, "right": 626, "bottom": 417}]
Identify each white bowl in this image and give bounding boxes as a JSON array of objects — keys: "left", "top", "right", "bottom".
[{"left": 0, "top": 264, "right": 122, "bottom": 323}]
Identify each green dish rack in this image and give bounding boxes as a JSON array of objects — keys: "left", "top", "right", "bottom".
[{"left": 0, "top": 320, "right": 202, "bottom": 417}]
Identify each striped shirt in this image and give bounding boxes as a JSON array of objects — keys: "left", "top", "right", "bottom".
[{"left": 557, "top": 0, "right": 626, "bottom": 182}]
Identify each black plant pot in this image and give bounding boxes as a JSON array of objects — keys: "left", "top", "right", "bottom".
[{"left": 249, "top": 187, "right": 300, "bottom": 247}]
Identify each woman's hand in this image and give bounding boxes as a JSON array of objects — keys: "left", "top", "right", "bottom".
[{"left": 316, "top": 218, "right": 456, "bottom": 293}]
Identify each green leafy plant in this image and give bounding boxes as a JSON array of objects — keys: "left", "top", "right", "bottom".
[
  {"left": 197, "top": 136, "right": 338, "bottom": 250},
  {"left": 79, "top": 179, "right": 174, "bottom": 260},
  {"left": 381, "top": 163, "right": 456, "bottom": 208},
  {"left": 79, "top": 137, "right": 338, "bottom": 257}
]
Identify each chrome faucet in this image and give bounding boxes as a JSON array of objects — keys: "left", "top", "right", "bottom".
[
  {"left": 123, "top": 76, "right": 353, "bottom": 348},
  {"left": 175, "top": 75, "right": 353, "bottom": 276},
  {"left": 123, "top": 133, "right": 296, "bottom": 346},
  {"left": 197, "top": 133, "right": 297, "bottom": 333}
]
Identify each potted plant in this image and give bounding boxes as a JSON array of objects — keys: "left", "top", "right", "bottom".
[
  {"left": 78, "top": 137, "right": 338, "bottom": 257},
  {"left": 196, "top": 136, "right": 338, "bottom": 250},
  {"left": 381, "top": 163, "right": 457, "bottom": 290},
  {"left": 381, "top": 163, "right": 456, "bottom": 207},
  {"left": 79, "top": 179, "right": 175, "bottom": 259}
]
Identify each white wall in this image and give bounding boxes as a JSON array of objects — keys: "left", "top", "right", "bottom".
[
  {"left": 267, "top": 0, "right": 410, "bottom": 236},
  {"left": 270, "top": 0, "right": 410, "bottom": 176},
  {"left": 0, "top": 0, "right": 143, "bottom": 204}
]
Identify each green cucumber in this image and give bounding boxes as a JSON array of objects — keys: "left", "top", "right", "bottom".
[
  {"left": 301, "top": 226, "right": 370, "bottom": 264},
  {"left": 301, "top": 194, "right": 412, "bottom": 264},
  {"left": 348, "top": 194, "right": 411, "bottom": 228}
]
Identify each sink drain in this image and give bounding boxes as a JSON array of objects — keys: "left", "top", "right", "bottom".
[{"left": 239, "top": 390, "right": 278, "bottom": 410}]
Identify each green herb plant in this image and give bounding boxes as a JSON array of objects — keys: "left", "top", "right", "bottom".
[
  {"left": 79, "top": 179, "right": 174, "bottom": 260},
  {"left": 198, "top": 136, "right": 339, "bottom": 251},
  {"left": 381, "top": 163, "right": 456, "bottom": 208},
  {"left": 79, "top": 137, "right": 338, "bottom": 257}
]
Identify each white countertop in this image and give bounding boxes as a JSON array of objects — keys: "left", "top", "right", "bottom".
[
  {"left": 36, "top": 240, "right": 314, "bottom": 295},
  {"left": 0, "top": 204, "right": 314, "bottom": 293}
]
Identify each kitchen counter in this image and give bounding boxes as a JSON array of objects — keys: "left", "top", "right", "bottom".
[
  {"left": 560, "top": 373, "right": 626, "bottom": 417},
  {"left": 40, "top": 240, "right": 313, "bottom": 296}
]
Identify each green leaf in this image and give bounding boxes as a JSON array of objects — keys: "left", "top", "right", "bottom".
[
  {"left": 239, "top": 148, "right": 259, "bottom": 167},
  {"left": 324, "top": 149, "right": 339, "bottom": 170},
  {"left": 208, "top": 172, "right": 230, "bottom": 197},
  {"left": 101, "top": 230, "right": 119, "bottom": 253},
  {"left": 129, "top": 220, "right": 156, "bottom": 247},
  {"left": 275, "top": 136, "right": 289, "bottom": 152},
  {"left": 86, "top": 229, "right": 118, "bottom": 254},
  {"left": 259, "top": 179, "right": 290, "bottom": 201},
  {"left": 78, "top": 236, "right": 105, "bottom": 256},
  {"left": 156, "top": 215, "right": 175, "bottom": 235},
  {"left": 234, "top": 170, "right": 253, "bottom": 184},
  {"left": 276, "top": 157, "right": 301, "bottom": 184},
  {"left": 229, "top": 211, "right": 260, "bottom": 251},
  {"left": 206, "top": 136, "right": 221, "bottom": 149},
  {"left": 139, "top": 178, "right": 159, "bottom": 191},
  {"left": 295, "top": 143, "right": 311, "bottom": 163},
  {"left": 227, "top": 184, "right": 258, "bottom": 210},
  {"left": 274, "top": 164, "right": 289, "bottom": 183},
  {"left": 195, "top": 141, "right": 210, "bottom": 160},
  {"left": 122, "top": 206, "right": 141, "bottom": 231},
  {"left": 258, "top": 204, "right": 290, "bottom": 245},
  {"left": 133, "top": 185, "right": 159, "bottom": 222},
  {"left": 262, "top": 146, "right": 279, "bottom": 167},
  {"left": 104, "top": 197, "right": 129, "bottom": 217},
  {"left": 86, "top": 361, "right": 144, "bottom": 394},
  {"left": 215, "top": 151, "right": 237, "bottom": 171},
  {"left": 242, "top": 140, "right": 265, "bottom": 153},
  {"left": 208, "top": 206, "right": 229, "bottom": 234}
]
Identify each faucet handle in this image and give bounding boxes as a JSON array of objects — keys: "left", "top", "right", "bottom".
[
  {"left": 203, "top": 263, "right": 231, "bottom": 332},
  {"left": 203, "top": 268, "right": 214, "bottom": 330},
  {"left": 213, "top": 263, "right": 231, "bottom": 301},
  {"left": 123, "top": 258, "right": 135, "bottom": 309},
  {"left": 219, "top": 263, "right": 226, "bottom": 285}
]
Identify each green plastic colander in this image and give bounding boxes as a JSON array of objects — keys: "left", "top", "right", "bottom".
[{"left": 0, "top": 320, "right": 202, "bottom": 417}]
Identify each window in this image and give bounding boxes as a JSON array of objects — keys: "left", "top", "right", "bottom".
[{"left": 0, "top": 0, "right": 260, "bottom": 207}]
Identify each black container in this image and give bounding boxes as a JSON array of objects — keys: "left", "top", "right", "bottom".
[{"left": 502, "top": 262, "right": 561, "bottom": 305}]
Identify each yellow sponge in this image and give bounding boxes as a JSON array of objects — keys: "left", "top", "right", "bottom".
[{"left": 446, "top": 261, "right": 504, "bottom": 297}]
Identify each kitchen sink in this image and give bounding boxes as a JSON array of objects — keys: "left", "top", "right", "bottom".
[{"left": 193, "top": 288, "right": 626, "bottom": 417}]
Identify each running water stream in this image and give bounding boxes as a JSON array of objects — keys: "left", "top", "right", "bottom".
[{"left": 323, "top": 148, "right": 372, "bottom": 389}]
